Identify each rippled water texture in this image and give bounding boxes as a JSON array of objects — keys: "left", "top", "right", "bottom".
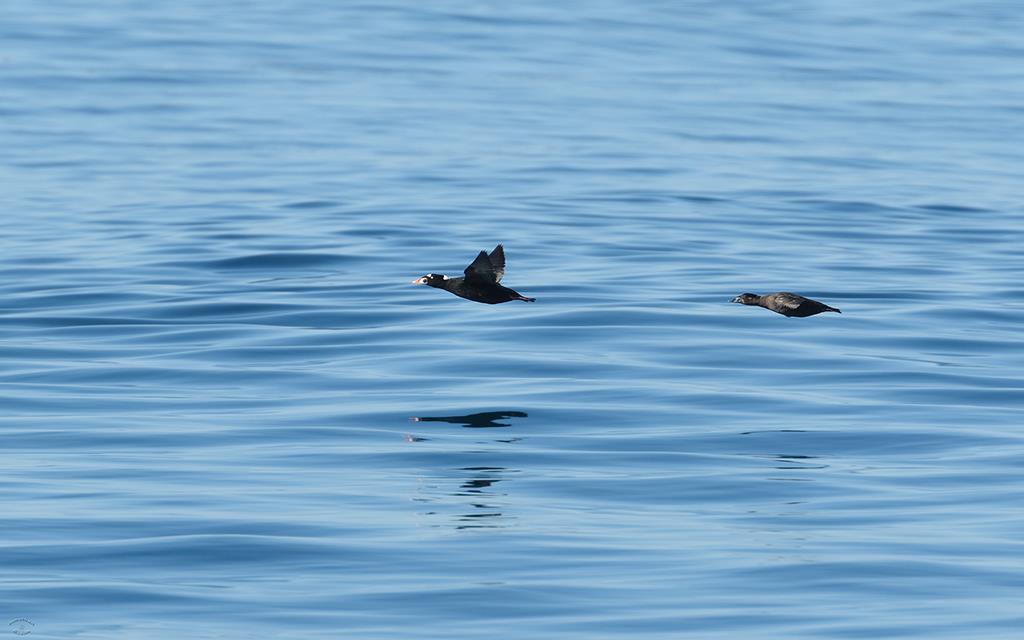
[{"left": 3, "top": 1, "right": 1023, "bottom": 638}]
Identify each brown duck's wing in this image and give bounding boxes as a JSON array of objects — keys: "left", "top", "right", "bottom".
[
  {"left": 488, "top": 244, "right": 505, "bottom": 283},
  {"left": 770, "top": 292, "right": 809, "bottom": 311},
  {"left": 464, "top": 250, "right": 498, "bottom": 284}
]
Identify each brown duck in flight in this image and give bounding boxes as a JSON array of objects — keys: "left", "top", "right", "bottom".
[{"left": 730, "top": 292, "right": 840, "bottom": 317}]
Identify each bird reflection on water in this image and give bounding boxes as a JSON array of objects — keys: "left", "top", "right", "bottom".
[
  {"left": 406, "top": 411, "right": 528, "bottom": 529},
  {"left": 454, "top": 466, "right": 513, "bottom": 530},
  {"left": 410, "top": 410, "right": 528, "bottom": 428}
]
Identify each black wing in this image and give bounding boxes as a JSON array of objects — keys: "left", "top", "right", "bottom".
[
  {"left": 464, "top": 250, "right": 498, "bottom": 283},
  {"left": 488, "top": 244, "right": 505, "bottom": 283}
]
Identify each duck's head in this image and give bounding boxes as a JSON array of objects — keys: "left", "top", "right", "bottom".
[
  {"left": 411, "top": 273, "right": 449, "bottom": 288},
  {"left": 730, "top": 293, "right": 760, "bottom": 305}
]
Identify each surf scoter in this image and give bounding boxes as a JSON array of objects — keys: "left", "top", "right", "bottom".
[
  {"left": 730, "top": 292, "right": 841, "bottom": 317},
  {"left": 412, "top": 244, "right": 535, "bottom": 304}
]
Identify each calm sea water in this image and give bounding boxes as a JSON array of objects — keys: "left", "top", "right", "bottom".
[{"left": 3, "top": 1, "right": 1024, "bottom": 638}]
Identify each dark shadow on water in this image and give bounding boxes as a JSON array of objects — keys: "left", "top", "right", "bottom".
[
  {"left": 404, "top": 413, "right": 527, "bottom": 530},
  {"left": 410, "top": 411, "right": 528, "bottom": 428},
  {"left": 771, "top": 454, "right": 828, "bottom": 470},
  {"left": 454, "top": 467, "right": 512, "bottom": 530}
]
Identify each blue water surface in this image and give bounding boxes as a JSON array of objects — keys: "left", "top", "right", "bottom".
[{"left": 2, "top": 1, "right": 1024, "bottom": 638}]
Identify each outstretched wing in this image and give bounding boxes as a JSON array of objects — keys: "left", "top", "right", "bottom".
[
  {"left": 488, "top": 244, "right": 505, "bottom": 283},
  {"left": 464, "top": 250, "right": 498, "bottom": 283}
]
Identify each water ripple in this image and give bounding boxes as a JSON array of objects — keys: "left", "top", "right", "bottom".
[{"left": 2, "top": 0, "right": 1023, "bottom": 638}]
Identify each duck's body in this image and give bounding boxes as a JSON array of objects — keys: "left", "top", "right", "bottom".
[
  {"left": 438, "top": 278, "right": 533, "bottom": 304},
  {"left": 412, "top": 245, "right": 535, "bottom": 304},
  {"left": 731, "top": 292, "right": 840, "bottom": 317}
]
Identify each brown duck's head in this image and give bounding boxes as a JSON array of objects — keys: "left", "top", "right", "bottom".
[{"left": 730, "top": 293, "right": 761, "bottom": 305}]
